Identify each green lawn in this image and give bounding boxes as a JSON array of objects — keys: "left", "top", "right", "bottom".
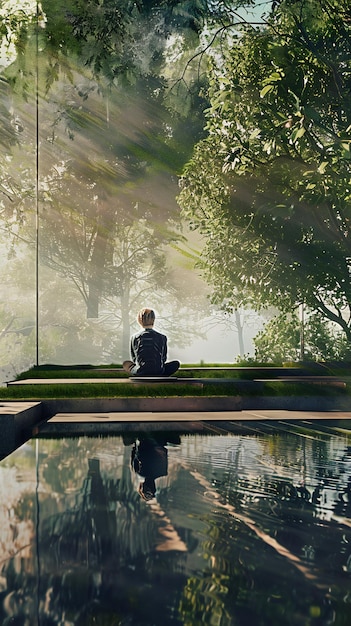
[{"left": 1, "top": 362, "right": 349, "bottom": 400}]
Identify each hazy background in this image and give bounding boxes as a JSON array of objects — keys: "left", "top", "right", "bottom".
[{"left": 0, "top": 0, "right": 267, "bottom": 382}]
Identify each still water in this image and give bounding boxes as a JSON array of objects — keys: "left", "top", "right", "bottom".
[{"left": 1, "top": 422, "right": 351, "bottom": 625}]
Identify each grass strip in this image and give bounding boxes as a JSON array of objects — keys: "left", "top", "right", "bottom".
[
  {"left": 15, "top": 369, "right": 128, "bottom": 380},
  {"left": 16, "top": 364, "right": 348, "bottom": 381},
  {"left": 0, "top": 380, "right": 348, "bottom": 400}
]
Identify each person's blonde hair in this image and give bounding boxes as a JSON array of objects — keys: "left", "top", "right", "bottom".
[{"left": 137, "top": 308, "right": 155, "bottom": 327}]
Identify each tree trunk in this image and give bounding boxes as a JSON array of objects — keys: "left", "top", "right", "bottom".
[
  {"left": 235, "top": 309, "right": 245, "bottom": 357},
  {"left": 86, "top": 217, "right": 109, "bottom": 318},
  {"left": 86, "top": 280, "right": 100, "bottom": 318},
  {"left": 121, "top": 283, "right": 131, "bottom": 360}
]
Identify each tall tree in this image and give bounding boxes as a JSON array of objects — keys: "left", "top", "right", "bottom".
[
  {"left": 1, "top": 0, "right": 210, "bottom": 318},
  {"left": 1, "top": 0, "right": 252, "bottom": 366},
  {"left": 179, "top": 0, "right": 351, "bottom": 345},
  {"left": 36, "top": 71, "right": 197, "bottom": 318}
]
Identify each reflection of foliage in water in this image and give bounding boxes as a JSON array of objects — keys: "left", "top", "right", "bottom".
[
  {"left": 176, "top": 473, "right": 336, "bottom": 626},
  {"left": 0, "top": 436, "right": 189, "bottom": 625},
  {"left": 174, "top": 432, "right": 351, "bottom": 625},
  {"left": 1, "top": 431, "right": 351, "bottom": 624}
]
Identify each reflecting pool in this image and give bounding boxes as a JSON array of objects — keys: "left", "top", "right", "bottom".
[{"left": 1, "top": 421, "right": 351, "bottom": 625}]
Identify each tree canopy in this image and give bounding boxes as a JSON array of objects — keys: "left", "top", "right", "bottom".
[
  {"left": 0, "top": 0, "right": 231, "bottom": 367},
  {"left": 179, "top": 0, "right": 351, "bottom": 342}
]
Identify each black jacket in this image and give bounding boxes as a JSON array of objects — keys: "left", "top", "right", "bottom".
[{"left": 130, "top": 328, "right": 167, "bottom": 375}]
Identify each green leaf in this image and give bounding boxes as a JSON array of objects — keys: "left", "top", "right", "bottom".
[
  {"left": 249, "top": 128, "right": 261, "bottom": 140},
  {"left": 341, "top": 142, "right": 351, "bottom": 152},
  {"left": 260, "top": 84, "right": 274, "bottom": 97},
  {"left": 290, "top": 126, "right": 306, "bottom": 142},
  {"left": 317, "top": 162, "right": 328, "bottom": 173}
]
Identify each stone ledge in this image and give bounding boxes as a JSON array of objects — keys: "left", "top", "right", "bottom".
[
  {"left": 0, "top": 401, "right": 44, "bottom": 458},
  {"left": 9, "top": 375, "right": 345, "bottom": 388},
  {"left": 37, "top": 406, "right": 351, "bottom": 437},
  {"left": 1, "top": 396, "right": 350, "bottom": 460},
  {"left": 39, "top": 394, "right": 351, "bottom": 415}
]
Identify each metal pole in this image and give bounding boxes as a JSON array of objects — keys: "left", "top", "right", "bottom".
[
  {"left": 300, "top": 302, "right": 305, "bottom": 362},
  {"left": 35, "top": 437, "right": 41, "bottom": 625},
  {"left": 35, "top": 2, "right": 40, "bottom": 366}
]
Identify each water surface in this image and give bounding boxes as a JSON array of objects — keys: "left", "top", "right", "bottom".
[{"left": 0, "top": 421, "right": 351, "bottom": 624}]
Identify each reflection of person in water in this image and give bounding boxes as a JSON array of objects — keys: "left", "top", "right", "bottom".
[{"left": 131, "top": 437, "right": 169, "bottom": 500}]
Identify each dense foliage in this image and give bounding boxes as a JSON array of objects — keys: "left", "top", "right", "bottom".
[
  {"left": 3, "top": 1, "right": 271, "bottom": 371},
  {"left": 179, "top": 0, "right": 351, "bottom": 343},
  {"left": 0, "top": 0, "right": 213, "bottom": 353},
  {"left": 254, "top": 312, "right": 350, "bottom": 363}
]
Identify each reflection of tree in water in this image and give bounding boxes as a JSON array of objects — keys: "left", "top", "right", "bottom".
[
  {"left": 139, "top": 436, "right": 337, "bottom": 625},
  {"left": 2, "top": 432, "right": 351, "bottom": 624},
  {"left": 0, "top": 464, "right": 37, "bottom": 626},
  {"left": 164, "top": 432, "right": 351, "bottom": 626},
  {"left": 331, "top": 446, "right": 351, "bottom": 517},
  {"left": 0, "top": 439, "right": 188, "bottom": 625},
  {"left": 191, "top": 433, "right": 351, "bottom": 610},
  {"left": 174, "top": 468, "right": 337, "bottom": 626},
  {"left": 41, "top": 454, "right": 187, "bottom": 624}
]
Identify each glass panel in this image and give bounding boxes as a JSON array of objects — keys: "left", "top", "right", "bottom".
[
  {"left": 2, "top": 3, "right": 346, "bottom": 371},
  {"left": 0, "top": 1, "right": 38, "bottom": 379},
  {"left": 0, "top": 2, "right": 267, "bottom": 375}
]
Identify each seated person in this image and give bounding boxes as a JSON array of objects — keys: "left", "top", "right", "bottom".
[{"left": 123, "top": 308, "right": 180, "bottom": 376}]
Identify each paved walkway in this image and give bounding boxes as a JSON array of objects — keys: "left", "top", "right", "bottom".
[
  {"left": 35, "top": 408, "right": 351, "bottom": 437},
  {"left": 45, "top": 409, "right": 351, "bottom": 422}
]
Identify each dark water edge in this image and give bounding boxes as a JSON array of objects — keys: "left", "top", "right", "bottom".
[{"left": 0, "top": 421, "right": 351, "bottom": 625}]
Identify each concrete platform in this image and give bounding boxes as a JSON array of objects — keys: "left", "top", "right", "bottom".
[
  {"left": 0, "top": 396, "right": 350, "bottom": 454},
  {"left": 8, "top": 378, "right": 133, "bottom": 385},
  {"left": 37, "top": 409, "right": 351, "bottom": 436},
  {"left": 7, "top": 377, "right": 262, "bottom": 385},
  {"left": 43, "top": 409, "right": 351, "bottom": 422},
  {"left": 8, "top": 377, "right": 204, "bottom": 386},
  {"left": 256, "top": 376, "right": 346, "bottom": 387},
  {"left": 0, "top": 401, "right": 44, "bottom": 458},
  {"left": 26, "top": 366, "right": 312, "bottom": 372},
  {"left": 9, "top": 375, "right": 345, "bottom": 388}
]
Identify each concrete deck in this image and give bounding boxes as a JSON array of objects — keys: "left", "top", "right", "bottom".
[
  {"left": 1, "top": 398, "right": 351, "bottom": 454},
  {"left": 8, "top": 376, "right": 346, "bottom": 392},
  {"left": 8, "top": 377, "right": 203, "bottom": 386},
  {"left": 43, "top": 409, "right": 351, "bottom": 423},
  {"left": 37, "top": 408, "right": 351, "bottom": 436},
  {"left": 2, "top": 364, "right": 351, "bottom": 454},
  {"left": 0, "top": 401, "right": 44, "bottom": 458}
]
